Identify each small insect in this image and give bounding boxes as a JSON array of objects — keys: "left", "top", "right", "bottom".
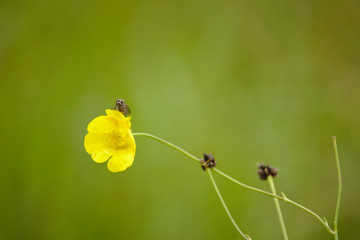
[{"left": 114, "top": 99, "right": 131, "bottom": 117}]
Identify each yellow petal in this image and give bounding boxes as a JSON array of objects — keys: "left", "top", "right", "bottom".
[
  {"left": 87, "top": 116, "right": 119, "bottom": 133},
  {"left": 106, "top": 109, "right": 131, "bottom": 129},
  {"left": 107, "top": 149, "right": 135, "bottom": 172},
  {"left": 84, "top": 132, "right": 110, "bottom": 154},
  {"left": 106, "top": 109, "right": 127, "bottom": 120},
  {"left": 91, "top": 149, "right": 112, "bottom": 163},
  {"left": 127, "top": 130, "right": 136, "bottom": 152},
  {"left": 84, "top": 133, "right": 112, "bottom": 163}
]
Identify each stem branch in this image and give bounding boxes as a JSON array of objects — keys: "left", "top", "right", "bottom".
[
  {"left": 332, "top": 136, "right": 342, "bottom": 240},
  {"left": 213, "top": 168, "right": 335, "bottom": 235},
  {"left": 133, "top": 132, "right": 336, "bottom": 235},
  {"left": 208, "top": 169, "right": 251, "bottom": 240},
  {"left": 268, "top": 176, "right": 288, "bottom": 240}
]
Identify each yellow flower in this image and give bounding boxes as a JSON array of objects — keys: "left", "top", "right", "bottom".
[{"left": 84, "top": 109, "right": 136, "bottom": 172}]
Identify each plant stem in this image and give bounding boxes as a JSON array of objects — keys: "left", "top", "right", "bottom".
[
  {"left": 208, "top": 169, "right": 251, "bottom": 240},
  {"left": 213, "top": 168, "right": 335, "bottom": 235},
  {"left": 212, "top": 168, "right": 281, "bottom": 200},
  {"left": 133, "top": 132, "right": 335, "bottom": 235},
  {"left": 132, "top": 132, "right": 199, "bottom": 163},
  {"left": 268, "top": 176, "right": 288, "bottom": 240},
  {"left": 332, "top": 136, "right": 342, "bottom": 240}
]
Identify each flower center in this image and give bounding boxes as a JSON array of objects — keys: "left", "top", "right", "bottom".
[{"left": 110, "top": 130, "right": 127, "bottom": 149}]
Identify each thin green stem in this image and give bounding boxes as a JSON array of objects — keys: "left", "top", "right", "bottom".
[
  {"left": 212, "top": 168, "right": 281, "bottom": 200},
  {"left": 213, "top": 168, "right": 335, "bottom": 235},
  {"left": 133, "top": 132, "right": 335, "bottom": 235},
  {"left": 133, "top": 133, "right": 199, "bottom": 163},
  {"left": 268, "top": 176, "right": 288, "bottom": 240},
  {"left": 332, "top": 136, "right": 342, "bottom": 240},
  {"left": 208, "top": 169, "right": 251, "bottom": 240}
]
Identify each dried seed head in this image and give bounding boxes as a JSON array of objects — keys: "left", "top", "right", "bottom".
[
  {"left": 200, "top": 153, "right": 217, "bottom": 171},
  {"left": 257, "top": 163, "right": 278, "bottom": 180}
]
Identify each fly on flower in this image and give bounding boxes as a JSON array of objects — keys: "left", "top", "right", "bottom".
[
  {"left": 114, "top": 99, "right": 131, "bottom": 117},
  {"left": 84, "top": 100, "right": 136, "bottom": 172}
]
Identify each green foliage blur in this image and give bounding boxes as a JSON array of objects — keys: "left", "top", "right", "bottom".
[{"left": 1, "top": 0, "right": 359, "bottom": 239}]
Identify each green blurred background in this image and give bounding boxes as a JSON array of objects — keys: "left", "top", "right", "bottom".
[{"left": 1, "top": 0, "right": 359, "bottom": 239}]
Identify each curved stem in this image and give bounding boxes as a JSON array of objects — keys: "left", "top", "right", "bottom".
[
  {"left": 212, "top": 168, "right": 282, "bottom": 200},
  {"left": 268, "top": 176, "right": 288, "bottom": 240},
  {"left": 133, "top": 132, "right": 336, "bottom": 235},
  {"left": 208, "top": 169, "right": 251, "bottom": 240},
  {"left": 213, "top": 168, "right": 335, "bottom": 235},
  {"left": 332, "top": 136, "right": 342, "bottom": 240},
  {"left": 133, "top": 132, "right": 199, "bottom": 163}
]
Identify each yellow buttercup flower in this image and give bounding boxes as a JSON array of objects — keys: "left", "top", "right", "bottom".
[{"left": 84, "top": 109, "right": 136, "bottom": 172}]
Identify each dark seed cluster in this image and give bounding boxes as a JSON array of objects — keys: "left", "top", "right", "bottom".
[
  {"left": 257, "top": 163, "right": 278, "bottom": 180},
  {"left": 200, "top": 153, "right": 217, "bottom": 171}
]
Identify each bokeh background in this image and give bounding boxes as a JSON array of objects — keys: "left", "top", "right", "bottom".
[{"left": 1, "top": 0, "right": 360, "bottom": 239}]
